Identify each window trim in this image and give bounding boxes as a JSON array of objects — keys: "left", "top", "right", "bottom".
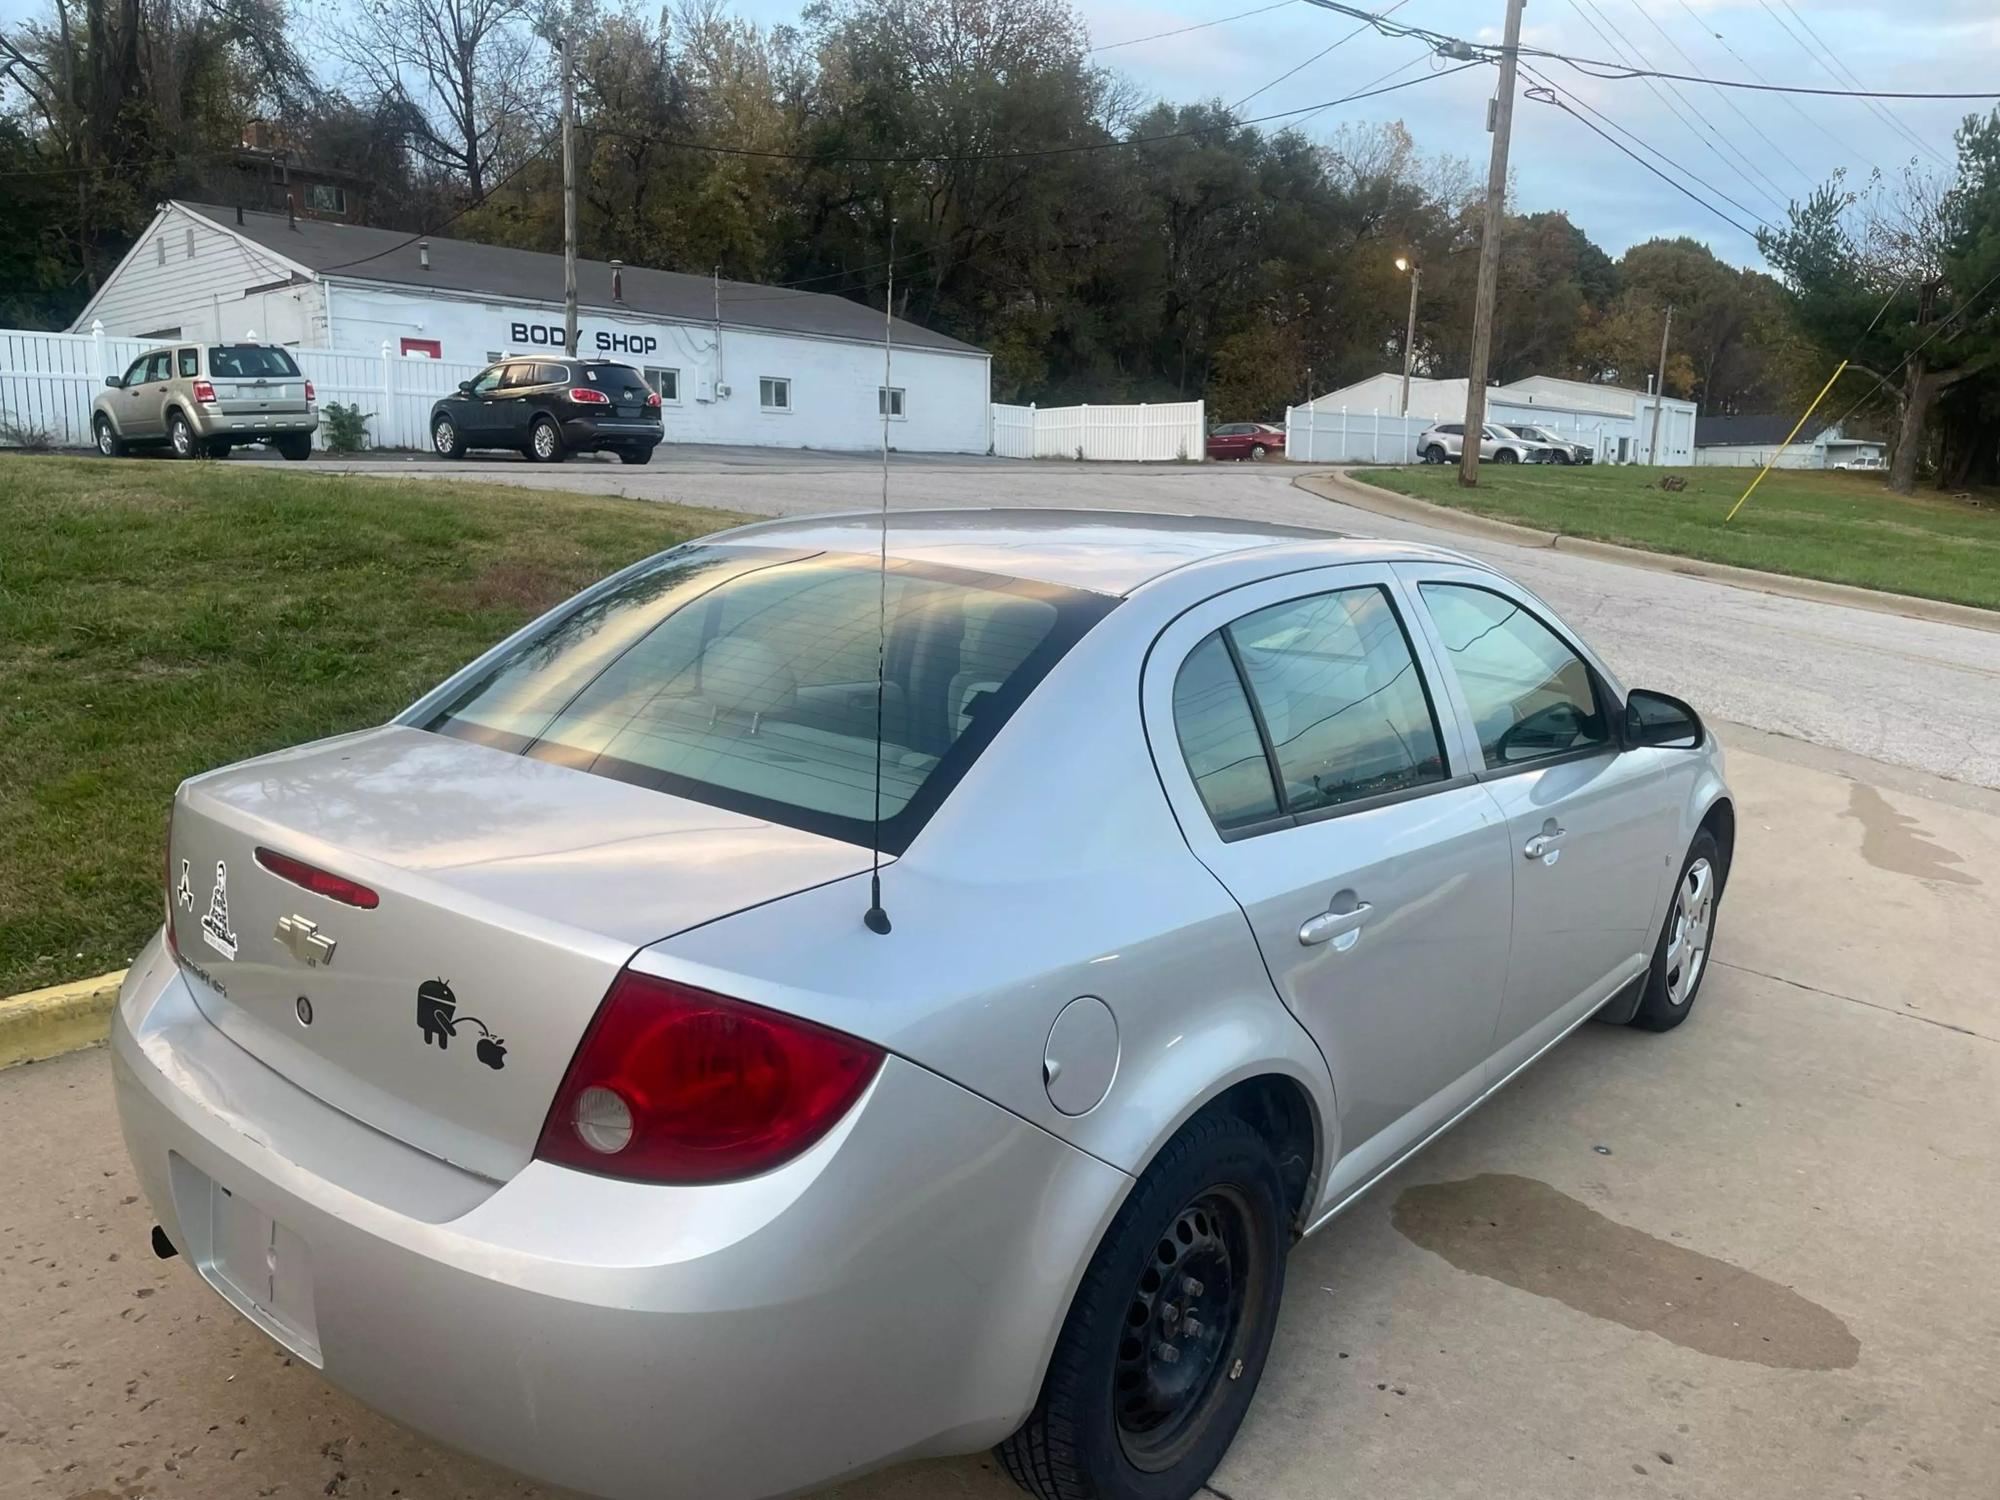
[
  {"left": 879, "top": 385, "right": 906, "bottom": 420},
  {"left": 759, "top": 376, "right": 792, "bottom": 412},
  {"left": 645, "top": 366, "right": 682, "bottom": 405}
]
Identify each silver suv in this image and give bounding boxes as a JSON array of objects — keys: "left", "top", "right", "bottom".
[
  {"left": 93, "top": 342, "right": 318, "bottom": 460},
  {"left": 1416, "top": 421, "right": 1554, "bottom": 465},
  {"left": 1507, "top": 422, "right": 1593, "bottom": 465}
]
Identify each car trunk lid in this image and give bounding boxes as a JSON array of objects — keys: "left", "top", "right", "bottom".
[{"left": 166, "top": 725, "right": 871, "bottom": 1181}]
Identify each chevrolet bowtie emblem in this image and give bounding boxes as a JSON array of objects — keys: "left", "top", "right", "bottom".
[{"left": 274, "top": 914, "right": 337, "bottom": 968}]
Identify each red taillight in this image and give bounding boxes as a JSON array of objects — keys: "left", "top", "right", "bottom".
[
  {"left": 535, "top": 970, "right": 883, "bottom": 1184},
  {"left": 569, "top": 386, "right": 610, "bottom": 405},
  {"left": 254, "top": 846, "right": 380, "bottom": 909},
  {"left": 646, "top": 390, "right": 662, "bottom": 408},
  {"left": 305, "top": 379, "right": 316, "bottom": 402},
  {"left": 191, "top": 379, "right": 217, "bottom": 404}
]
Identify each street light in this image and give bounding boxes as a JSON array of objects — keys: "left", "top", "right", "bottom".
[{"left": 1394, "top": 256, "right": 1421, "bottom": 418}]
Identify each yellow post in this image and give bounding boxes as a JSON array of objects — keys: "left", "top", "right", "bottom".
[{"left": 1725, "top": 361, "right": 1849, "bottom": 522}]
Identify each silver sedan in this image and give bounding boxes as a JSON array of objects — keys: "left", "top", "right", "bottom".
[{"left": 113, "top": 510, "right": 1733, "bottom": 1500}]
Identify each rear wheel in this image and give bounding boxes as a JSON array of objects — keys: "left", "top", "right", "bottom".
[
  {"left": 1630, "top": 830, "right": 1723, "bottom": 1032},
  {"left": 432, "top": 415, "right": 466, "bottom": 459},
  {"left": 167, "top": 410, "right": 198, "bottom": 459},
  {"left": 1495, "top": 447, "right": 1519, "bottom": 464},
  {"left": 1248, "top": 444, "right": 1269, "bottom": 462},
  {"left": 618, "top": 445, "right": 654, "bottom": 465},
  {"left": 274, "top": 434, "right": 311, "bottom": 462},
  {"left": 528, "top": 416, "right": 564, "bottom": 463},
  {"left": 93, "top": 416, "right": 125, "bottom": 458},
  {"left": 1423, "top": 444, "right": 1446, "bottom": 464},
  {"left": 997, "top": 1110, "right": 1287, "bottom": 1500}
]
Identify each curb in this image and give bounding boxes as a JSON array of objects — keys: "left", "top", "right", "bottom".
[
  {"left": 0, "top": 970, "right": 126, "bottom": 1071},
  {"left": 1294, "top": 469, "right": 2000, "bottom": 636}
]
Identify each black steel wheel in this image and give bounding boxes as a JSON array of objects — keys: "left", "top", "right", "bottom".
[{"left": 998, "top": 1109, "right": 1287, "bottom": 1500}]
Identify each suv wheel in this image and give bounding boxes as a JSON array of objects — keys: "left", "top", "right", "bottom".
[
  {"left": 1495, "top": 447, "right": 1519, "bottom": 464},
  {"left": 618, "top": 446, "right": 654, "bottom": 466},
  {"left": 997, "top": 1110, "right": 1287, "bottom": 1500},
  {"left": 528, "top": 416, "right": 564, "bottom": 463},
  {"left": 274, "top": 434, "right": 312, "bottom": 462},
  {"left": 93, "top": 416, "right": 125, "bottom": 458},
  {"left": 167, "top": 410, "right": 198, "bottom": 459},
  {"left": 1423, "top": 444, "right": 1446, "bottom": 464},
  {"left": 432, "top": 415, "right": 466, "bottom": 460}
]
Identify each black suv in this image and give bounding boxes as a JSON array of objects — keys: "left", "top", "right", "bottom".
[{"left": 429, "top": 358, "right": 663, "bottom": 464}]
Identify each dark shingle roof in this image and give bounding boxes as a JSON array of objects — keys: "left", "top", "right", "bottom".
[
  {"left": 180, "top": 202, "right": 983, "bottom": 357},
  {"left": 1694, "top": 413, "right": 1829, "bottom": 448}
]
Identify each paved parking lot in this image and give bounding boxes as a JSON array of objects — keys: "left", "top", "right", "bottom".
[{"left": 4, "top": 722, "right": 1997, "bottom": 1500}]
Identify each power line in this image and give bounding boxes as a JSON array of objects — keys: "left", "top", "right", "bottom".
[
  {"left": 1625, "top": 0, "right": 1813, "bottom": 189},
  {"left": 1822, "top": 266, "right": 2000, "bottom": 432},
  {"left": 1289, "top": 50, "right": 1432, "bottom": 132},
  {"left": 315, "top": 139, "right": 559, "bottom": 272},
  {"left": 1231, "top": 0, "right": 1411, "bottom": 112},
  {"left": 1091, "top": 1, "right": 1299, "bottom": 53},
  {"left": 1764, "top": 0, "right": 1949, "bottom": 169}
]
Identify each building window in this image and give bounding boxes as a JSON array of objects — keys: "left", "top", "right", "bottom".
[
  {"left": 155, "top": 239, "right": 166, "bottom": 267},
  {"left": 485, "top": 350, "right": 504, "bottom": 364},
  {"left": 759, "top": 376, "right": 791, "bottom": 411},
  {"left": 306, "top": 184, "right": 347, "bottom": 215},
  {"left": 400, "top": 338, "right": 442, "bottom": 359},
  {"left": 646, "top": 367, "right": 680, "bottom": 403},
  {"left": 185, "top": 227, "right": 196, "bottom": 260},
  {"left": 879, "top": 386, "right": 905, "bottom": 419}
]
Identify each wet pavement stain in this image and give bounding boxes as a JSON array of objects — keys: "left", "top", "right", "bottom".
[
  {"left": 1845, "top": 783, "right": 1978, "bottom": 886},
  {"left": 1392, "top": 1174, "right": 1860, "bottom": 1370}
]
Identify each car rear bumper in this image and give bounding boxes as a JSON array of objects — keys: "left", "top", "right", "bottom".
[
  {"left": 193, "top": 408, "right": 319, "bottom": 439},
  {"left": 112, "top": 932, "right": 1129, "bottom": 1500},
  {"left": 561, "top": 417, "right": 660, "bottom": 450}
]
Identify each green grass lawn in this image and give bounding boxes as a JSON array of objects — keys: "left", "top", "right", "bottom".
[
  {"left": 0, "top": 456, "right": 748, "bottom": 996},
  {"left": 1352, "top": 463, "right": 2000, "bottom": 612}
]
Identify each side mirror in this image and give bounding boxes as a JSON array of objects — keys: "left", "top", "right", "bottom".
[
  {"left": 1624, "top": 689, "right": 1703, "bottom": 749},
  {"left": 457, "top": 380, "right": 474, "bottom": 395},
  {"left": 104, "top": 375, "right": 122, "bottom": 389},
  {"left": 1494, "top": 700, "right": 1587, "bottom": 763}
]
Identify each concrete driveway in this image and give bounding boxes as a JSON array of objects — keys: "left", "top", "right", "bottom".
[
  {"left": 305, "top": 449, "right": 2000, "bottom": 790},
  {"left": 3, "top": 722, "right": 1997, "bottom": 1500}
]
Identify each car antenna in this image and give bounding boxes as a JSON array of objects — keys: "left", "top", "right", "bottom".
[{"left": 862, "top": 216, "right": 897, "bottom": 937}]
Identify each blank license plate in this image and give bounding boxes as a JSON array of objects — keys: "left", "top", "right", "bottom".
[{"left": 169, "top": 1154, "right": 322, "bottom": 1365}]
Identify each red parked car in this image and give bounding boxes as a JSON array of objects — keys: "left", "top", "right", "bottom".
[{"left": 1206, "top": 421, "right": 1285, "bottom": 461}]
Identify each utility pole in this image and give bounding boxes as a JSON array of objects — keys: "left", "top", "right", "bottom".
[
  {"left": 1459, "top": 0, "right": 1527, "bottom": 488},
  {"left": 1648, "top": 303, "right": 1674, "bottom": 464},
  {"left": 560, "top": 31, "right": 579, "bottom": 358},
  {"left": 1395, "top": 256, "right": 1422, "bottom": 416}
]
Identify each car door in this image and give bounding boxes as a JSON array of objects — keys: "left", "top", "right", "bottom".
[
  {"left": 129, "top": 351, "right": 175, "bottom": 439},
  {"left": 111, "top": 354, "right": 153, "bottom": 438},
  {"left": 492, "top": 361, "right": 539, "bottom": 446},
  {"left": 1399, "top": 564, "right": 1679, "bottom": 1079},
  {"left": 1144, "top": 565, "right": 1514, "bottom": 1213},
  {"left": 456, "top": 364, "right": 506, "bottom": 440}
]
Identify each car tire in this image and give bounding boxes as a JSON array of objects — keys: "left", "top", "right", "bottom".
[
  {"left": 996, "top": 1109, "right": 1288, "bottom": 1500},
  {"left": 167, "top": 410, "right": 198, "bottom": 460},
  {"left": 528, "top": 417, "right": 565, "bottom": 463},
  {"left": 1629, "top": 829, "right": 1724, "bottom": 1033},
  {"left": 432, "top": 415, "right": 466, "bottom": 460},
  {"left": 203, "top": 439, "right": 232, "bottom": 460},
  {"left": 274, "top": 435, "right": 311, "bottom": 462},
  {"left": 1553, "top": 451, "right": 1572, "bottom": 465},
  {"left": 1248, "top": 444, "right": 1269, "bottom": 462},
  {"left": 618, "top": 446, "right": 654, "bottom": 465},
  {"left": 1423, "top": 444, "right": 1446, "bottom": 464},
  {"left": 1495, "top": 448, "right": 1519, "bottom": 464},
  {"left": 93, "top": 416, "right": 126, "bottom": 458}
]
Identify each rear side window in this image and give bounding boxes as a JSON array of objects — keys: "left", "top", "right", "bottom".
[
  {"left": 535, "top": 363, "right": 570, "bottom": 385},
  {"left": 1418, "top": 583, "right": 1608, "bottom": 769},
  {"left": 177, "top": 349, "right": 198, "bottom": 377},
  {"left": 1172, "top": 634, "right": 1280, "bottom": 831},
  {"left": 208, "top": 346, "right": 300, "bottom": 378},
  {"left": 425, "top": 546, "right": 1113, "bottom": 853}
]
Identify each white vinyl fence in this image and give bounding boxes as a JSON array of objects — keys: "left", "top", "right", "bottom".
[
  {"left": 1284, "top": 405, "right": 1431, "bottom": 464},
  {"left": 0, "top": 321, "right": 486, "bottom": 451},
  {"left": 991, "top": 400, "right": 1204, "bottom": 462}
]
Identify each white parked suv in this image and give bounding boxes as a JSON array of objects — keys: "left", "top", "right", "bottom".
[{"left": 1416, "top": 422, "right": 1555, "bottom": 465}]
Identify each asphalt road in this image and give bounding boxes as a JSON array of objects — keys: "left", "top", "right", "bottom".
[
  {"left": 314, "top": 449, "right": 2000, "bottom": 790},
  {"left": 5, "top": 725, "right": 1997, "bottom": 1500}
]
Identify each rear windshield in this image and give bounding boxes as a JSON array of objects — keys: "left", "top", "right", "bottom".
[
  {"left": 208, "top": 346, "right": 301, "bottom": 378},
  {"left": 423, "top": 545, "right": 1114, "bottom": 851},
  {"left": 580, "top": 364, "right": 649, "bottom": 396}
]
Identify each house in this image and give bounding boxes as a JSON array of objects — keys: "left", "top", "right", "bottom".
[
  {"left": 68, "top": 201, "right": 992, "bottom": 454},
  {"left": 1299, "top": 371, "right": 1698, "bottom": 464},
  {"left": 1691, "top": 414, "right": 1886, "bottom": 470}
]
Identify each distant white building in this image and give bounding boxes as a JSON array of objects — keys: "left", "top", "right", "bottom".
[
  {"left": 1303, "top": 370, "right": 1697, "bottom": 464},
  {"left": 68, "top": 200, "right": 992, "bottom": 454},
  {"left": 1692, "top": 415, "right": 1886, "bottom": 469}
]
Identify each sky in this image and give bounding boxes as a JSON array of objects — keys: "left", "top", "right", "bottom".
[{"left": 4, "top": 0, "right": 1994, "bottom": 270}]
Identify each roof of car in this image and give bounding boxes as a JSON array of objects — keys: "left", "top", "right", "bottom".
[{"left": 714, "top": 508, "right": 1476, "bottom": 596}]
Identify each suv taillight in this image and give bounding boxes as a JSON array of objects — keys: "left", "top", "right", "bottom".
[
  {"left": 646, "top": 391, "right": 662, "bottom": 408},
  {"left": 569, "top": 386, "right": 610, "bottom": 405},
  {"left": 305, "top": 379, "right": 316, "bottom": 402},
  {"left": 534, "top": 970, "right": 883, "bottom": 1184},
  {"left": 191, "top": 379, "right": 217, "bottom": 404}
]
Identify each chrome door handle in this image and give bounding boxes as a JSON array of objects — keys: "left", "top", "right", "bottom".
[
  {"left": 1300, "top": 902, "right": 1372, "bottom": 948},
  {"left": 1523, "top": 828, "right": 1568, "bottom": 860}
]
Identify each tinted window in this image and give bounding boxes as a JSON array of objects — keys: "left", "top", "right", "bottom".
[
  {"left": 580, "top": 364, "right": 650, "bottom": 399},
  {"left": 207, "top": 346, "right": 300, "bottom": 378},
  {"left": 1439, "top": 424, "right": 1461, "bottom": 436},
  {"left": 1420, "top": 583, "right": 1608, "bottom": 769},
  {"left": 535, "top": 363, "right": 570, "bottom": 385},
  {"left": 1229, "top": 587, "right": 1447, "bottom": 815},
  {"left": 499, "top": 362, "right": 536, "bottom": 388},
  {"left": 177, "top": 349, "right": 198, "bottom": 377},
  {"left": 426, "top": 546, "right": 1112, "bottom": 853},
  {"left": 470, "top": 367, "right": 504, "bottom": 394},
  {"left": 120, "top": 356, "right": 149, "bottom": 386},
  {"left": 1172, "top": 633, "right": 1280, "bottom": 831},
  {"left": 143, "top": 352, "right": 172, "bottom": 383}
]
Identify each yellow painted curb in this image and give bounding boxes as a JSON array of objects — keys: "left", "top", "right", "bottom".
[{"left": 0, "top": 969, "right": 127, "bottom": 1070}]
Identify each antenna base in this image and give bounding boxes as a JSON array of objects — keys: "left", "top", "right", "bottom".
[{"left": 863, "top": 906, "right": 892, "bottom": 935}]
